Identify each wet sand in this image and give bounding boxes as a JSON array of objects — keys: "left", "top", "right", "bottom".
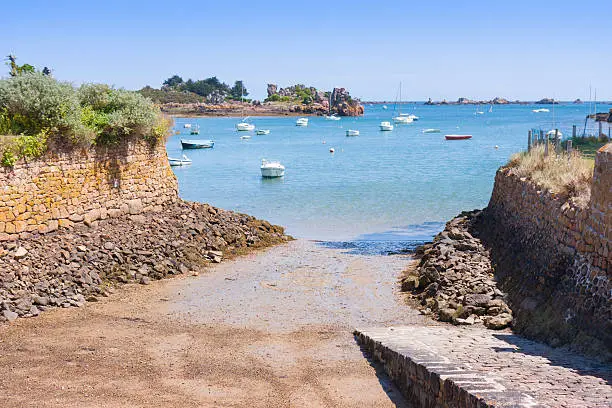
[{"left": 0, "top": 240, "right": 428, "bottom": 407}]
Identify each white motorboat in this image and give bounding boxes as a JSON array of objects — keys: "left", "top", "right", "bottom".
[
  {"left": 346, "top": 129, "right": 359, "bottom": 136},
  {"left": 168, "top": 154, "right": 192, "bottom": 166},
  {"left": 394, "top": 115, "right": 413, "bottom": 124},
  {"left": 296, "top": 118, "right": 309, "bottom": 127},
  {"left": 240, "top": 135, "right": 251, "bottom": 140},
  {"left": 474, "top": 105, "right": 485, "bottom": 115},
  {"left": 382, "top": 105, "right": 388, "bottom": 110},
  {"left": 380, "top": 121, "right": 394, "bottom": 131},
  {"left": 422, "top": 128, "right": 441, "bottom": 133},
  {"left": 546, "top": 129, "right": 563, "bottom": 138},
  {"left": 260, "top": 159, "right": 285, "bottom": 178},
  {"left": 256, "top": 129, "right": 270, "bottom": 135},
  {"left": 408, "top": 114, "right": 419, "bottom": 121},
  {"left": 324, "top": 114, "right": 341, "bottom": 121},
  {"left": 532, "top": 108, "right": 550, "bottom": 113},
  {"left": 184, "top": 123, "right": 192, "bottom": 129},
  {"left": 236, "top": 122, "right": 255, "bottom": 131}
]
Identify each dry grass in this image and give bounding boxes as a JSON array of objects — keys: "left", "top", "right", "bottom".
[{"left": 506, "top": 144, "right": 594, "bottom": 205}]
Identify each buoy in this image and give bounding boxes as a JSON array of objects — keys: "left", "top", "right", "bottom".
[
  {"left": 329, "top": 148, "right": 335, "bottom": 153},
  {"left": 494, "top": 145, "right": 499, "bottom": 149},
  {"left": 322, "top": 140, "right": 326, "bottom": 144}
]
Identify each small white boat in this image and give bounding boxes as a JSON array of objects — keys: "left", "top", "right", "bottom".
[
  {"left": 532, "top": 108, "right": 550, "bottom": 113},
  {"left": 296, "top": 118, "right": 309, "bottom": 127},
  {"left": 407, "top": 114, "right": 419, "bottom": 121},
  {"left": 324, "top": 114, "right": 341, "bottom": 121},
  {"left": 488, "top": 105, "right": 493, "bottom": 113},
  {"left": 236, "top": 122, "right": 255, "bottom": 131},
  {"left": 546, "top": 129, "right": 563, "bottom": 138},
  {"left": 382, "top": 105, "right": 388, "bottom": 110},
  {"left": 184, "top": 123, "right": 192, "bottom": 129},
  {"left": 256, "top": 129, "right": 270, "bottom": 135},
  {"left": 393, "top": 115, "right": 413, "bottom": 124},
  {"left": 240, "top": 135, "right": 251, "bottom": 140},
  {"left": 423, "top": 128, "right": 441, "bottom": 133},
  {"left": 346, "top": 129, "right": 359, "bottom": 136},
  {"left": 168, "top": 154, "right": 192, "bottom": 166},
  {"left": 260, "top": 159, "right": 285, "bottom": 178},
  {"left": 380, "top": 121, "right": 394, "bottom": 131},
  {"left": 190, "top": 125, "right": 200, "bottom": 135}
]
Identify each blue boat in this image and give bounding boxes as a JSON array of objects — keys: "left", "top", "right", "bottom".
[{"left": 181, "top": 139, "right": 214, "bottom": 149}]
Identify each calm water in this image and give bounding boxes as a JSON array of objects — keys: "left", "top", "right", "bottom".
[{"left": 167, "top": 103, "right": 611, "bottom": 244}]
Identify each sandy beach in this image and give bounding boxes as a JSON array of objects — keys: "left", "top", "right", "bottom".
[{"left": 0, "top": 240, "right": 426, "bottom": 408}]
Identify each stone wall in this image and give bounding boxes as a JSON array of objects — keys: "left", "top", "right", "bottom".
[
  {"left": 481, "top": 144, "right": 611, "bottom": 359},
  {"left": 0, "top": 138, "right": 178, "bottom": 240}
]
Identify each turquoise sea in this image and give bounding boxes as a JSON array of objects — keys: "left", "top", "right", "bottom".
[{"left": 166, "top": 103, "right": 611, "bottom": 247}]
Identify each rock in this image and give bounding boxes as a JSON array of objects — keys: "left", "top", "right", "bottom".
[
  {"left": 485, "top": 313, "right": 513, "bottom": 330},
  {"left": 3, "top": 309, "right": 18, "bottom": 321},
  {"left": 33, "top": 296, "right": 49, "bottom": 306},
  {"left": 463, "top": 294, "right": 492, "bottom": 307},
  {"left": 76, "top": 245, "right": 87, "bottom": 252},
  {"left": 401, "top": 275, "right": 419, "bottom": 291},
  {"left": 439, "top": 308, "right": 456, "bottom": 322},
  {"left": 103, "top": 242, "right": 115, "bottom": 251},
  {"left": 13, "top": 246, "right": 28, "bottom": 259},
  {"left": 139, "top": 276, "right": 150, "bottom": 285}
]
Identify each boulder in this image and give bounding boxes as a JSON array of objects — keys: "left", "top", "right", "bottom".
[
  {"left": 484, "top": 313, "right": 513, "bottom": 330},
  {"left": 13, "top": 246, "right": 28, "bottom": 259}
]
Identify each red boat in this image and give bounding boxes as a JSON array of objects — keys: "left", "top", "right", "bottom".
[{"left": 445, "top": 134, "right": 472, "bottom": 140}]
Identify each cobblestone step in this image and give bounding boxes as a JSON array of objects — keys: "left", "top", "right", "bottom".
[{"left": 354, "top": 326, "right": 611, "bottom": 408}]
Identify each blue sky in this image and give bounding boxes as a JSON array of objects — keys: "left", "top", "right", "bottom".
[{"left": 2, "top": 0, "right": 611, "bottom": 101}]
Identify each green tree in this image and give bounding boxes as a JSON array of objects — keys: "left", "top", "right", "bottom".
[
  {"left": 230, "top": 81, "right": 248, "bottom": 99},
  {"left": 162, "top": 75, "right": 184, "bottom": 88}
]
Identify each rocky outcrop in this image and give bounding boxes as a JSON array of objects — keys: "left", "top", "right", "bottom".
[
  {"left": 0, "top": 201, "right": 289, "bottom": 323},
  {"left": 266, "top": 84, "right": 278, "bottom": 98},
  {"left": 536, "top": 98, "right": 559, "bottom": 104},
  {"left": 330, "top": 87, "right": 364, "bottom": 116},
  {"left": 401, "top": 211, "right": 513, "bottom": 329}
]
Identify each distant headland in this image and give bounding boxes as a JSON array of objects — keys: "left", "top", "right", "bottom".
[
  {"left": 365, "top": 97, "right": 591, "bottom": 105},
  {"left": 139, "top": 75, "right": 364, "bottom": 117}
]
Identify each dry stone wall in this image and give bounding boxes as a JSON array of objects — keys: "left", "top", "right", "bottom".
[
  {"left": 0, "top": 138, "right": 178, "bottom": 240},
  {"left": 481, "top": 143, "right": 611, "bottom": 359}
]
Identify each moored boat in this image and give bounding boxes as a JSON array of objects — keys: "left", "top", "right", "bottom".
[
  {"left": 445, "top": 134, "right": 472, "bottom": 140},
  {"left": 168, "top": 154, "right": 192, "bottom": 166},
  {"left": 256, "top": 129, "right": 270, "bottom": 135},
  {"left": 190, "top": 125, "right": 200, "bottom": 135},
  {"left": 296, "top": 118, "right": 308, "bottom": 127},
  {"left": 236, "top": 122, "right": 255, "bottom": 131},
  {"left": 345, "top": 129, "right": 359, "bottom": 136},
  {"left": 181, "top": 139, "right": 215, "bottom": 149},
  {"left": 532, "top": 108, "right": 550, "bottom": 113},
  {"left": 380, "top": 121, "right": 393, "bottom": 131},
  {"left": 184, "top": 123, "right": 192, "bottom": 128},
  {"left": 324, "top": 114, "right": 341, "bottom": 121},
  {"left": 260, "top": 159, "right": 285, "bottom": 178},
  {"left": 423, "top": 128, "right": 441, "bottom": 133}
]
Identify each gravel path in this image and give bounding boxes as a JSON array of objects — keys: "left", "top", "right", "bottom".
[{"left": 0, "top": 240, "right": 427, "bottom": 407}]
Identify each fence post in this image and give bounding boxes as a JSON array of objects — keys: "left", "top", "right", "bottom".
[
  {"left": 528, "top": 130, "right": 532, "bottom": 151},
  {"left": 599, "top": 121, "right": 603, "bottom": 138},
  {"left": 567, "top": 139, "right": 572, "bottom": 155},
  {"left": 572, "top": 125, "right": 577, "bottom": 138},
  {"left": 544, "top": 133, "right": 549, "bottom": 156},
  {"left": 555, "top": 129, "right": 561, "bottom": 154}
]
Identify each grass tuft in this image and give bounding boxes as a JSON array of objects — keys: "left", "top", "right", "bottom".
[{"left": 506, "top": 145, "right": 593, "bottom": 206}]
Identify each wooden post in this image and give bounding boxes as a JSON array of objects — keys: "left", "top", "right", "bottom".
[
  {"left": 544, "top": 133, "right": 549, "bottom": 156},
  {"left": 572, "top": 125, "right": 577, "bottom": 138},
  {"left": 567, "top": 140, "right": 572, "bottom": 155},
  {"left": 555, "top": 129, "right": 561, "bottom": 154},
  {"left": 528, "top": 130, "right": 532, "bottom": 151},
  {"left": 599, "top": 121, "right": 603, "bottom": 138}
]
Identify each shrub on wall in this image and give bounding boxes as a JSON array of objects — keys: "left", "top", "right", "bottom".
[{"left": 0, "top": 74, "right": 170, "bottom": 167}]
